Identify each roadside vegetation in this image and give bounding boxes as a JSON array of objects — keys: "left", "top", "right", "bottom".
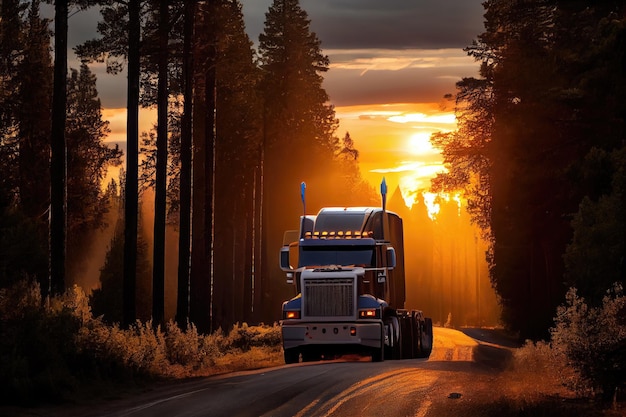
[
  {"left": 2, "top": 279, "right": 625, "bottom": 416},
  {"left": 0, "top": 280, "right": 283, "bottom": 407},
  {"left": 465, "top": 283, "right": 626, "bottom": 416}
]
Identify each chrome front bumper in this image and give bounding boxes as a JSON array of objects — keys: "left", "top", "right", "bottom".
[{"left": 282, "top": 321, "right": 383, "bottom": 350}]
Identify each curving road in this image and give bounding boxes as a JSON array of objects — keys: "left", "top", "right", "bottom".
[{"left": 36, "top": 328, "right": 519, "bottom": 417}]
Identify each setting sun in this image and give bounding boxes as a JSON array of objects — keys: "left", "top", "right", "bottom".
[
  {"left": 408, "top": 131, "right": 439, "bottom": 155},
  {"left": 335, "top": 103, "right": 456, "bottom": 208}
]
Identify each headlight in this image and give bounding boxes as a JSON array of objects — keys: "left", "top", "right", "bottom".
[
  {"left": 283, "top": 310, "right": 300, "bottom": 320},
  {"left": 358, "top": 309, "right": 380, "bottom": 319}
]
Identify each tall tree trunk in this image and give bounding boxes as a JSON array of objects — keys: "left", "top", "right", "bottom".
[
  {"left": 189, "top": 4, "right": 213, "bottom": 334},
  {"left": 123, "top": 0, "right": 140, "bottom": 328},
  {"left": 204, "top": 0, "right": 217, "bottom": 333},
  {"left": 50, "top": 0, "right": 67, "bottom": 296},
  {"left": 253, "top": 146, "right": 264, "bottom": 321},
  {"left": 152, "top": 0, "right": 168, "bottom": 326},
  {"left": 176, "top": 0, "right": 195, "bottom": 329},
  {"left": 242, "top": 174, "right": 253, "bottom": 323}
]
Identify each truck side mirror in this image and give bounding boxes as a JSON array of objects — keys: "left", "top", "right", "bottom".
[
  {"left": 280, "top": 246, "right": 291, "bottom": 271},
  {"left": 386, "top": 247, "right": 396, "bottom": 269}
]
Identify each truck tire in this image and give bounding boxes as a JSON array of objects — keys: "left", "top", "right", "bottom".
[
  {"left": 419, "top": 317, "right": 433, "bottom": 358},
  {"left": 371, "top": 345, "right": 384, "bottom": 362},
  {"left": 383, "top": 317, "right": 394, "bottom": 360},
  {"left": 284, "top": 348, "right": 300, "bottom": 364},
  {"left": 385, "top": 316, "right": 402, "bottom": 360},
  {"left": 399, "top": 313, "right": 414, "bottom": 359},
  {"left": 302, "top": 349, "right": 320, "bottom": 362}
]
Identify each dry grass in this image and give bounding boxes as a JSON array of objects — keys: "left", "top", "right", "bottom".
[
  {"left": 0, "top": 281, "right": 284, "bottom": 406},
  {"left": 472, "top": 339, "right": 624, "bottom": 416}
]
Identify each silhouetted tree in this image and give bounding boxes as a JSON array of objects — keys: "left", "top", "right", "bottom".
[
  {"left": 91, "top": 183, "right": 152, "bottom": 324},
  {"left": 257, "top": 0, "right": 339, "bottom": 322},
  {"left": 15, "top": 1, "right": 52, "bottom": 291},
  {"left": 436, "top": 0, "right": 626, "bottom": 338},
  {"left": 175, "top": 0, "right": 195, "bottom": 328},
  {"left": 564, "top": 147, "right": 626, "bottom": 304},
  {"left": 212, "top": 0, "right": 262, "bottom": 331},
  {"left": 150, "top": 0, "right": 169, "bottom": 326},
  {"left": 50, "top": 0, "right": 68, "bottom": 296},
  {"left": 65, "top": 63, "right": 122, "bottom": 285}
]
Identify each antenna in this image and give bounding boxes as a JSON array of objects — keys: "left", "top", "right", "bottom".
[
  {"left": 380, "top": 177, "right": 387, "bottom": 212},
  {"left": 300, "top": 182, "right": 306, "bottom": 238},
  {"left": 381, "top": 177, "right": 387, "bottom": 239}
]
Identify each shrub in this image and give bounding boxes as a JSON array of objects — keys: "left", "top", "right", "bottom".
[
  {"left": 225, "top": 322, "right": 282, "bottom": 352},
  {"left": 0, "top": 280, "right": 283, "bottom": 405},
  {"left": 550, "top": 283, "right": 626, "bottom": 402},
  {"left": 510, "top": 339, "right": 577, "bottom": 397},
  {"left": 165, "top": 320, "right": 201, "bottom": 366},
  {"left": 0, "top": 280, "right": 84, "bottom": 404}
]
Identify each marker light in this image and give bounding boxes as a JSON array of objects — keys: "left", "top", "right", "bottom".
[
  {"left": 303, "top": 230, "right": 376, "bottom": 239},
  {"left": 283, "top": 310, "right": 300, "bottom": 320}
]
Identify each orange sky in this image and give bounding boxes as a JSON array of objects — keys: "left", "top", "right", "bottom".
[
  {"left": 334, "top": 102, "right": 457, "bottom": 207},
  {"left": 322, "top": 46, "right": 479, "bottom": 207},
  {"left": 100, "top": 46, "right": 478, "bottom": 210}
]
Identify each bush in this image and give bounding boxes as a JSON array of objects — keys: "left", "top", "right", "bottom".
[
  {"left": 0, "top": 280, "right": 84, "bottom": 404},
  {"left": 0, "top": 280, "right": 283, "bottom": 405},
  {"left": 510, "top": 339, "right": 577, "bottom": 397},
  {"left": 550, "top": 283, "right": 626, "bottom": 402},
  {"left": 225, "top": 322, "right": 282, "bottom": 352}
]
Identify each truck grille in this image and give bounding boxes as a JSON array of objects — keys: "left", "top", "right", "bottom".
[{"left": 303, "top": 278, "right": 355, "bottom": 317}]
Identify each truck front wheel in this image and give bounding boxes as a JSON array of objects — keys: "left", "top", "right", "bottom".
[{"left": 284, "top": 348, "right": 300, "bottom": 364}]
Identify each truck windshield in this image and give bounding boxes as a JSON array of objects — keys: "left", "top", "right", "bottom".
[{"left": 299, "top": 244, "right": 375, "bottom": 267}]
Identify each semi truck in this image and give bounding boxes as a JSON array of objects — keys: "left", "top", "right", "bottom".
[{"left": 279, "top": 180, "right": 433, "bottom": 363}]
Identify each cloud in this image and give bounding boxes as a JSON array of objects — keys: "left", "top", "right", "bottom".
[
  {"left": 321, "top": 48, "right": 478, "bottom": 106},
  {"left": 241, "top": 0, "right": 485, "bottom": 50},
  {"left": 328, "top": 49, "right": 476, "bottom": 71}
]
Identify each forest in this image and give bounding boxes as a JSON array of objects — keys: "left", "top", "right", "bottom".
[
  {"left": 433, "top": 0, "right": 626, "bottom": 340},
  {"left": 0, "top": 0, "right": 625, "bottom": 400},
  {"left": 0, "top": 0, "right": 376, "bottom": 335}
]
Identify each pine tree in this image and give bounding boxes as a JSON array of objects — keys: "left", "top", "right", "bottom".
[
  {"left": 0, "top": 0, "right": 27, "bottom": 210},
  {"left": 0, "top": 1, "right": 51, "bottom": 289},
  {"left": 151, "top": 0, "right": 169, "bottom": 326},
  {"left": 13, "top": 1, "right": 52, "bottom": 292},
  {"left": 175, "top": 0, "right": 195, "bottom": 328},
  {"left": 65, "top": 63, "right": 122, "bottom": 284},
  {"left": 437, "top": 0, "right": 626, "bottom": 338},
  {"left": 257, "top": 0, "right": 339, "bottom": 321},
  {"left": 212, "top": 0, "right": 262, "bottom": 331}
]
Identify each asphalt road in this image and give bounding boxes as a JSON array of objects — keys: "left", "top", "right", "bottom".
[{"left": 10, "top": 328, "right": 519, "bottom": 417}]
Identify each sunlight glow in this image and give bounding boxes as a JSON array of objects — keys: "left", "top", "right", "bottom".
[
  {"left": 388, "top": 113, "right": 456, "bottom": 125},
  {"left": 422, "top": 192, "right": 441, "bottom": 220},
  {"left": 334, "top": 102, "right": 461, "bottom": 210},
  {"left": 408, "top": 132, "right": 439, "bottom": 156},
  {"left": 421, "top": 191, "right": 463, "bottom": 221}
]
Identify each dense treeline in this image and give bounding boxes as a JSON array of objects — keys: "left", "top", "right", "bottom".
[
  {"left": 0, "top": 0, "right": 373, "bottom": 334},
  {"left": 434, "top": 0, "right": 626, "bottom": 339}
]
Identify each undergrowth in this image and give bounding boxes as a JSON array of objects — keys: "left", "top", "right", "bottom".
[
  {"left": 499, "top": 283, "right": 626, "bottom": 414},
  {"left": 0, "top": 280, "right": 283, "bottom": 406}
]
